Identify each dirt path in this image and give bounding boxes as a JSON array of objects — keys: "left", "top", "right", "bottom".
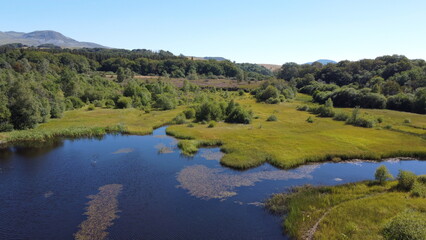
[{"left": 303, "top": 192, "right": 384, "bottom": 240}]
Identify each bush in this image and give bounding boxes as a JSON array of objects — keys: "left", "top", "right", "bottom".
[
  {"left": 93, "top": 100, "right": 104, "bottom": 108},
  {"left": 404, "top": 118, "right": 411, "bottom": 124},
  {"left": 306, "top": 116, "right": 314, "bottom": 123},
  {"left": 266, "top": 115, "right": 277, "bottom": 122},
  {"left": 316, "top": 105, "right": 335, "bottom": 117},
  {"left": 183, "top": 108, "right": 196, "bottom": 119},
  {"left": 105, "top": 99, "right": 115, "bottom": 108},
  {"left": 172, "top": 113, "right": 186, "bottom": 124},
  {"left": 116, "top": 97, "right": 132, "bottom": 109},
  {"left": 196, "top": 101, "right": 224, "bottom": 122},
  {"left": 208, "top": 121, "right": 216, "bottom": 128},
  {"left": 333, "top": 112, "right": 349, "bottom": 121},
  {"left": 66, "top": 96, "right": 85, "bottom": 109},
  {"left": 225, "top": 106, "right": 252, "bottom": 124},
  {"left": 418, "top": 175, "right": 426, "bottom": 184},
  {"left": 187, "top": 123, "right": 194, "bottom": 128},
  {"left": 351, "top": 117, "right": 376, "bottom": 128},
  {"left": 374, "top": 165, "right": 393, "bottom": 185},
  {"left": 155, "top": 94, "right": 177, "bottom": 110},
  {"left": 238, "top": 89, "right": 245, "bottom": 96},
  {"left": 397, "top": 170, "right": 417, "bottom": 191},
  {"left": 411, "top": 182, "right": 426, "bottom": 198},
  {"left": 382, "top": 210, "right": 426, "bottom": 240},
  {"left": 87, "top": 104, "right": 95, "bottom": 111},
  {"left": 296, "top": 105, "right": 309, "bottom": 111}
]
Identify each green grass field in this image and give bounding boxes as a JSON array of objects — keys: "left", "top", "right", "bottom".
[
  {"left": 0, "top": 107, "right": 183, "bottom": 144},
  {"left": 167, "top": 94, "right": 426, "bottom": 169},
  {"left": 266, "top": 181, "right": 426, "bottom": 240}
]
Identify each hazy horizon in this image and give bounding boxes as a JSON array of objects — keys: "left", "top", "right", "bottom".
[{"left": 1, "top": 0, "right": 425, "bottom": 64}]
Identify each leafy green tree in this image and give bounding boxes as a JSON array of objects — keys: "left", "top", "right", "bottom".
[
  {"left": 375, "top": 165, "right": 393, "bottom": 185},
  {"left": 8, "top": 81, "right": 42, "bottom": 129}
]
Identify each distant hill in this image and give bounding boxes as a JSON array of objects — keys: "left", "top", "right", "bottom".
[
  {"left": 305, "top": 59, "right": 337, "bottom": 65},
  {"left": 203, "top": 57, "right": 228, "bottom": 61},
  {"left": 0, "top": 30, "right": 108, "bottom": 48},
  {"left": 258, "top": 64, "right": 281, "bottom": 72}
]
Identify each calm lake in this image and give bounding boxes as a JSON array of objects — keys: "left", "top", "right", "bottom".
[{"left": 0, "top": 126, "right": 425, "bottom": 240}]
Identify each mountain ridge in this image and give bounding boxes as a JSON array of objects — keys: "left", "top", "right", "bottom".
[{"left": 0, "top": 30, "right": 108, "bottom": 48}]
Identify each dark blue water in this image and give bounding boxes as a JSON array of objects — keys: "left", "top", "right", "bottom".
[{"left": 0, "top": 127, "right": 425, "bottom": 240}]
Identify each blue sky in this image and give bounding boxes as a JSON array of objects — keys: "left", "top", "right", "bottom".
[{"left": 1, "top": 0, "right": 425, "bottom": 64}]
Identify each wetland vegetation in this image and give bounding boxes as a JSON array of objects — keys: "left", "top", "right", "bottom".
[{"left": 0, "top": 46, "right": 425, "bottom": 239}]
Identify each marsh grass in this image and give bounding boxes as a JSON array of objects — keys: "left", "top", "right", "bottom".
[
  {"left": 266, "top": 180, "right": 426, "bottom": 240},
  {"left": 0, "top": 107, "right": 183, "bottom": 146},
  {"left": 168, "top": 94, "right": 426, "bottom": 169}
]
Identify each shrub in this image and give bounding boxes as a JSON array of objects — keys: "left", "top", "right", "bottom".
[
  {"left": 377, "top": 117, "right": 383, "bottom": 123},
  {"left": 333, "top": 112, "right": 349, "bottom": 121},
  {"left": 93, "top": 100, "right": 104, "bottom": 108},
  {"left": 183, "top": 108, "right": 196, "bottom": 119},
  {"left": 172, "top": 113, "right": 186, "bottom": 124},
  {"left": 266, "top": 115, "right": 277, "bottom": 122},
  {"left": 384, "top": 125, "right": 392, "bottom": 129},
  {"left": 105, "top": 99, "right": 115, "bottom": 108},
  {"left": 196, "top": 101, "right": 224, "bottom": 122},
  {"left": 87, "top": 104, "right": 95, "bottom": 111},
  {"left": 208, "top": 121, "right": 216, "bottom": 128},
  {"left": 116, "top": 97, "right": 132, "bottom": 109},
  {"left": 411, "top": 182, "right": 426, "bottom": 198},
  {"left": 238, "top": 89, "right": 245, "bottom": 96},
  {"left": 66, "top": 96, "right": 85, "bottom": 109},
  {"left": 155, "top": 94, "right": 177, "bottom": 110},
  {"left": 418, "top": 175, "right": 426, "bottom": 184},
  {"left": 404, "top": 118, "right": 411, "bottom": 124},
  {"left": 256, "top": 85, "right": 280, "bottom": 103},
  {"left": 187, "top": 123, "right": 194, "bottom": 128},
  {"left": 316, "top": 105, "right": 335, "bottom": 117},
  {"left": 382, "top": 210, "right": 426, "bottom": 240},
  {"left": 374, "top": 165, "right": 393, "bottom": 185},
  {"left": 296, "top": 105, "right": 309, "bottom": 111},
  {"left": 351, "top": 117, "right": 376, "bottom": 128},
  {"left": 225, "top": 106, "right": 252, "bottom": 124},
  {"left": 306, "top": 116, "right": 314, "bottom": 123},
  {"left": 397, "top": 170, "right": 417, "bottom": 191}
]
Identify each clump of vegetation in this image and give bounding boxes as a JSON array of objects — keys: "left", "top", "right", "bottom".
[
  {"left": 266, "top": 115, "right": 277, "bottom": 122},
  {"left": 87, "top": 104, "right": 95, "bottom": 111},
  {"left": 404, "top": 118, "right": 411, "bottom": 124},
  {"left": 254, "top": 80, "right": 296, "bottom": 104},
  {"left": 183, "top": 108, "right": 196, "bottom": 119},
  {"left": 207, "top": 121, "right": 216, "bottom": 128},
  {"left": 195, "top": 99, "right": 252, "bottom": 124},
  {"left": 333, "top": 112, "right": 349, "bottom": 121},
  {"left": 306, "top": 116, "right": 314, "bottom": 123},
  {"left": 382, "top": 210, "right": 426, "bottom": 240},
  {"left": 374, "top": 165, "right": 393, "bottom": 185},
  {"left": 172, "top": 113, "right": 186, "bottom": 124},
  {"left": 116, "top": 97, "right": 132, "bottom": 109},
  {"left": 346, "top": 107, "right": 376, "bottom": 128},
  {"left": 296, "top": 105, "right": 309, "bottom": 111},
  {"left": 397, "top": 170, "right": 417, "bottom": 191}
]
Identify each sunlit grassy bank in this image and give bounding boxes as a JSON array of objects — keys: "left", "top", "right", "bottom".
[
  {"left": 167, "top": 94, "right": 426, "bottom": 169},
  {"left": 266, "top": 180, "right": 426, "bottom": 240},
  {"left": 0, "top": 107, "right": 182, "bottom": 145}
]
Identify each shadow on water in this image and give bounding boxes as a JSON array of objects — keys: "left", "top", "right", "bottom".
[{"left": 0, "top": 126, "right": 425, "bottom": 240}]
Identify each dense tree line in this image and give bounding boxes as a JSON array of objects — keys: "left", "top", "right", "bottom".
[{"left": 277, "top": 55, "right": 426, "bottom": 114}]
